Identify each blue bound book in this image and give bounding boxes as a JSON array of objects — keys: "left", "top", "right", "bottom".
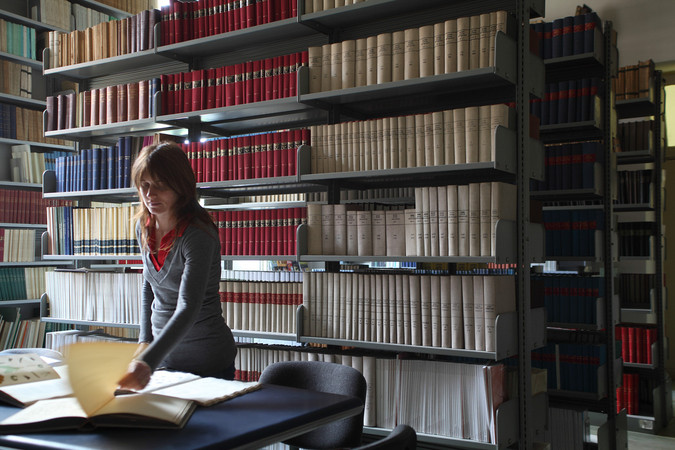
[
  {"left": 584, "top": 13, "right": 600, "bottom": 53},
  {"left": 579, "top": 78, "right": 591, "bottom": 122},
  {"left": 122, "top": 136, "right": 131, "bottom": 188},
  {"left": 573, "top": 14, "right": 585, "bottom": 55},
  {"left": 561, "top": 16, "right": 574, "bottom": 56},
  {"left": 581, "top": 141, "right": 597, "bottom": 189},
  {"left": 557, "top": 81, "right": 569, "bottom": 124},
  {"left": 92, "top": 147, "right": 101, "bottom": 190},
  {"left": 109, "top": 144, "right": 118, "bottom": 189},
  {"left": 551, "top": 18, "right": 563, "bottom": 58},
  {"left": 570, "top": 143, "right": 582, "bottom": 189},
  {"left": 99, "top": 147, "right": 108, "bottom": 190},
  {"left": 560, "top": 144, "right": 571, "bottom": 190},
  {"left": 567, "top": 80, "right": 577, "bottom": 123},
  {"left": 549, "top": 82, "right": 559, "bottom": 125}
]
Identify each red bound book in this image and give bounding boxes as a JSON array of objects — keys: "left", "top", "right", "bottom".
[
  {"left": 627, "top": 326, "right": 635, "bottom": 363},
  {"left": 280, "top": 133, "right": 288, "bottom": 176},
  {"left": 239, "top": 0, "right": 248, "bottom": 29},
  {"left": 266, "top": 0, "right": 274, "bottom": 23},
  {"left": 281, "top": 55, "right": 295, "bottom": 98},
  {"left": 227, "top": 138, "right": 235, "bottom": 180},
  {"left": 161, "top": 3, "right": 171, "bottom": 45},
  {"left": 216, "top": 139, "right": 226, "bottom": 181},
  {"left": 273, "top": 132, "right": 282, "bottom": 177},
  {"left": 140, "top": 80, "right": 152, "bottom": 119},
  {"left": 211, "top": 140, "right": 220, "bottom": 181},
  {"left": 232, "top": 210, "right": 241, "bottom": 255},
  {"left": 231, "top": 0, "right": 241, "bottom": 30},
  {"left": 106, "top": 85, "right": 117, "bottom": 124},
  {"left": 252, "top": 210, "right": 259, "bottom": 255},
  {"left": 97, "top": 88, "right": 107, "bottom": 124},
  {"left": 264, "top": 132, "right": 274, "bottom": 177},
  {"left": 210, "top": 0, "right": 218, "bottom": 36},
  {"left": 264, "top": 57, "right": 273, "bottom": 101},
  {"left": 205, "top": 68, "right": 216, "bottom": 110},
  {"left": 266, "top": 209, "right": 274, "bottom": 255},
  {"left": 191, "top": 69, "right": 202, "bottom": 111},
  {"left": 258, "top": 0, "right": 266, "bottom": 25},
  {"left": 617, "top": 326, "right": 628, "bottom": 362},
  {"left": 173, "top": 72, "right": 182, "bottom": 114},
  {"left": 185, "top": 1, "right": 194, "bottom": 42},
  {"left": 247, "top": 210, "right": 255, "bottom": 255},
  {"left": 244, "top": 61, "right": 253, "bottom": 104},
  {"left": 220, "top": 0, "right": 228, "bottom": 33},
  {"left": 253, "top": 60, "right": 262, "bottom": 103},
  {"left": 172, "top": 1, "right": 181, "bottom": 43},
  {"left": 635, "top": 327, "right": 645, "bottom": 364},
  {"left": 292, "top": 128, "right": 303, "bottom": 175},
  {"left": 88, "top": 90, "right": 99, "bottom": 126},
  {"left": 283, "top": 208, "right": 291, "bottom": 255},
  {"left": 244, "top": 210, "right": 253, "bottom": 255},
  {"left": 160, "top": 74, "right": 169, "bottom": 115},
  {"left": 231, "top": 136, "right": 241, "bottom": 180},
  {"left": 184, "top": 142, "right": 195, "bottom": 176},
  {"left": 214, "top": 67, "right": 224, "bottom": 108},
  {"left": 225, "top": 65, "right": 235, "bottom": 106},
  {"left": 217, "top": 210, "right": 226, "bottom": 254},
  {"left": 243, "top": 135, "right": 252, "bottom": 179},
  {"left": 197, "top": 141, "right": 205, "bottom": 182},
  {"left": 272, "top": 56, "right": 280, "bottom": 100},
  {"left": 117, "top": 83, "right": 128, "bottom": 122},
  {"left": 280, "top": 0, "right": 288, "bottom": 19},
  {"left": 179, "top": 72, "right": 190, "bottom": 112},
  {"left": 82, "top": 91, "right": 91, "bottom": 127},
  {"left": 203, "top": 141, "right": 212, "bottom": 183},
  {"left": 196, "top": 1, "right": 206, "bottom": 39},
  {"left": 224, "top": 210, "right": 233, "bottom": 254},
  {"left": 253, "top": 134, "right": 262, "bottom": 179},
  {"left": 247, "top": 0, "right": 256, "bottom": 27},
  {"left": 234, "top": 63, "right": 244, "bottom": 105}
]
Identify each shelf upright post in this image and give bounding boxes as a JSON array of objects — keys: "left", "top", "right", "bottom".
[
  {"left": 516, "top": 0, "right": 535, "bottom": 448},
  {"left": 602, "top": 21, "right": 625, "bottom": 449},
  {"left": 653, "top": 70, "right": 668, "bottom": 429}
]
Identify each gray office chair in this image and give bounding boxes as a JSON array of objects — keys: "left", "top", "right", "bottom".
[
  {"left": 352, "top": 424, "right": 417, "bottom": 450},
  {"left": 258, "top": 360, "right": 367, "bottom": 449}
]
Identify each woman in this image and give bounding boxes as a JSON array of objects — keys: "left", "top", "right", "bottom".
[{"left": 118, "top": 142, "right": 236, "bottom": 391}]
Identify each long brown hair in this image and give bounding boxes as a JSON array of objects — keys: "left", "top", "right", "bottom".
[{"left": 132, "top": 141, "right": 216, "bottom": 251}]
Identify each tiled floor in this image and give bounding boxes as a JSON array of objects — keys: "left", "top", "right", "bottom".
[{"left": 627, "top": 390, "right": 675, "bottom": 449}]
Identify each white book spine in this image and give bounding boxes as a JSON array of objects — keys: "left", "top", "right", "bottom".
[
  {"left": 461, "top": 275, "right": 475, "bottom": 350},
  {"left": 473, "top": 275, "right": 485, "bottom": 351},
  {"left": 450, "top": 275, "right": 463, "bottom": 348}
]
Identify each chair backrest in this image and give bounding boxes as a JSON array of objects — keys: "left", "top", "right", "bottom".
[
  {"left": 353, "top": 424, "right": 417, "bottom": 450},
  {"left": 258, "top": 360, "right": 367, "bottom": 449}
]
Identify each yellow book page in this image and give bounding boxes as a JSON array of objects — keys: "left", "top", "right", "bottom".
[{"left": 66, "top": 342, "right": 137, "bottom": 416}]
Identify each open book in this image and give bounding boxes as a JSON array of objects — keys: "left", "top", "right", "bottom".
[
  {"left": 0, "top": 342, "right": 195, "bottom": 432},
  {"left": 0, "top": 364, "right": 73, "bottom": 407}
]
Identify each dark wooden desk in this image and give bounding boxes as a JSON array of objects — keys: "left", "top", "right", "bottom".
[{"left": 0, "top": 384, "right": 363, "bottom": 449}]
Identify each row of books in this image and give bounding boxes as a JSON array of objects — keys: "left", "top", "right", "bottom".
[
  {"left": 0, "top": 189, "right": 72, "bottom": 225},
  {"left": 32, "top": 0, "right": 115, "bottom": 33},
  {"left": 616, "top": 325, "right": 657, "bottom": 365},
  {"left": 308, "top": 182, "right": 516, "bottom": 258},
  {"left": 533, "top": 342, "right": 607, "bottom": 394},
  {"left": 1, "top": 103, "right": 68, "bottom": 145},
  {"left": 617, "top": 223, "right": 653, "bottom": 258},
  {"left": 0, "top": 267, "right": 53, "bottom": 301},
  {"left": 98, "top": 0, "right": 158, "bottom": 15},
  {"left": 616, "top": 120, "right": 652, "bottom": 153},
  {"left": 615, "top": 168, "right": 652, "bottom": 205},
  {"left": 303, "top": 272, "right": 515, "bottom": 352},
  {"left": 160, "top": 51, "right": 307, "bottom": 115},
  {"left": 180, "top": 129, "right": 309, "bottom": 183},
  {"left": 10, "top": 145, "right": 69, "bottom": 185},
  {"left": 45, "top": 205, "right": 138, "bottom": 257},
  {"left": 161, "top": 0, "right": 298, "bottom": 45},
  {"left": 0, "top": 19, "right": 37, "bottom": 60},
  {"left": 307, "top": 11, "right": 509, "bottom": 93},
  {"left": 532, "top": 78, "right": 600, "bottom": 126},
  {"left": 618, "top": 273, "right": 653, "bottom": 309},
  {"left": 309, "top": 104, "right": 512, "bottom": 174},
  {"left": 542, "top": 209, "right": 604, "bottom": 258},
  {"left": 616, "top": 373, "right": 640, "bottom": 415},
  {"left": 615, "top": 60, "right": 654, "bottom": 101},
  {"left": 45, "top": 79, "right": 159, "bottom": 131},
  {"left": 533, "top": 275, "right": 604, "bottom": 325},
  {"left": 46, "top": 9, "right": 161, "bottom": 69},
  {"left": 532, "top": 141, "right": 601, "bottom": 192},
  {"left": 530, "top": 11, "right": 601, "bottom": 59},
  {"left": 211, "top": 207, "right": 307, "bottom": 256},
  {"left": 222, "top": 269, "right": 303, "bottom": 283},
  {"left": 45, "top": 270, "right": 143, "bottom": 324},
  {"left": 304, "top": 0, "right": 365, "bottom": 14},
  {"left": 235, "top": 345, "right": 505, "bottom": 443},
  {"left": 54, "top": 136, "right": 152, "bottom": 192},
  {"left": 45, "top": 328, "right": 137, "bottom": 357},
  {"left": 0, "top": 228, "right": 37, "bottom": 263},
  {"left": 541, "top": 406, "right": 590, "bottom": 450},
  {"left": 0, "top": 310, "right": 46, "bottom": 351},
  {"left": 219, "top": 281, "right": 302, "bottom": 334},
  {"left": 0, "top": 60, "right": 32, "bottom": 98}
]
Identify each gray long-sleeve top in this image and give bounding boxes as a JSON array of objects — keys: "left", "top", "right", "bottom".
[{"left": 136, "top": 220, "right": 236, "bottom": 376}]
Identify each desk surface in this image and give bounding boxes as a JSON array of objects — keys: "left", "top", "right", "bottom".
[{"left": 0, "top": 384, "right": 363, "bottom": 450}]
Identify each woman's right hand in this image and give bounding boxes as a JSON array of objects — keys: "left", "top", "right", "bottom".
[{"left": 117, "top": 359, "right": 152, "bottom": 391}]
